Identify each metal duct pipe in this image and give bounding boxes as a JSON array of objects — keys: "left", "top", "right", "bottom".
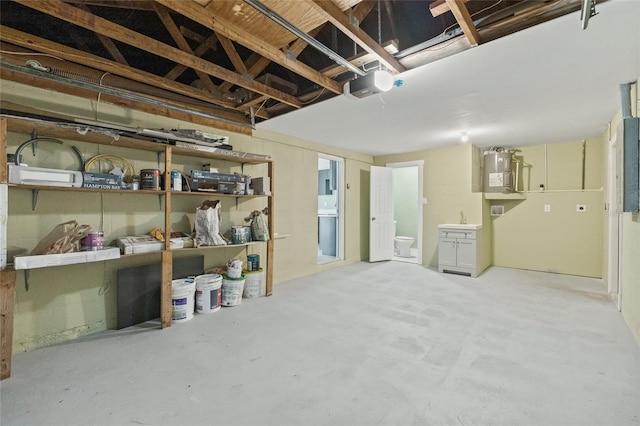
[
  {"left": 243, "top": 0, "right": 366, "bottom": 77},
  {"left": 1, "top": 61, "right": 252, "bottom": 129},
  {"left": 620, "top": 82, "right": 633, "bottom": 118}
]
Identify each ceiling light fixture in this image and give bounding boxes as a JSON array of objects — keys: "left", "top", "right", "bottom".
[{"left": 460, "top": 132, "right": 469, "bottom": 142}]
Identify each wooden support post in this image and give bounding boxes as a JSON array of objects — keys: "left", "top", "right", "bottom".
[
  {"left": 266, "top": 161, "right": 274, "bottom": 296},
  {"left": 161, "top": 146, "right": 173, "bottom": 328},
  {"left": 161, "top": 251, "right": 172, "bottom": 328},
  {"left": 1, "top": 269, "right": 17, "bottom": 380}
]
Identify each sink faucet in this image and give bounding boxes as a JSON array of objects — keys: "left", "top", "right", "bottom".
[{"left": 460, "top": 211, "right": 467, "bottom": 224}]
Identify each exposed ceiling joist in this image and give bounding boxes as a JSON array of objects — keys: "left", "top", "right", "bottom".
[
  {"left": 321, "top": 39, "right": 398, "bottom": 78},
  {"left": 0, "top": 0, "right": 602, "bottom": 130},
  {"left": 307, "top": 0, "right": 406, "bottom": 74},
  {"left": 0, "top": 26, "right": 270, "bottom": 127},
  {"left": 13, "top": 0, "right": 302, "bottom": 108},
  {"left": 430, "top": 0, "right": 470, "bottom": 17},
  {"left": 164, "top": 33, "right": 218, "bottom": 81},
  {"left": 154, "top": 0, "right": 343, "bottom": 95},
  {"left": 152, "top": 2, "right": 217, "bottom": 93},
  {"left": 75, "top": 4, "right": 128, "bottom": 66},
  {"left": 444, "top": 0, "right": 480, "bottom": 46},
  {"left": 217, "top": 34, "right": 250, "bottom": 77}
]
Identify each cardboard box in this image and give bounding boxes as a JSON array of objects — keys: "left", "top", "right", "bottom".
[
  {"left": 116, "top": 235, "right": 163, "bottom": 254},
  {"left": 250, "top": 177, "right": 271, "bottom": 195},
  {"left": 116, "top": 234, "right": 194, "bottom": 254},
  {"left": 82, "top": 173, "right": 123, "bottom": 189},
  {"left": 191, "top": 170, "right": 245, "bottom": 193}
]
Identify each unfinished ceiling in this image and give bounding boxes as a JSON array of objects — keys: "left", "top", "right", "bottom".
[
  {"left": 260, "top": 0, "right": 640, "bottom": 155},
  {"left": 0, "top": 0, "right": 599, "bottom": 139}
]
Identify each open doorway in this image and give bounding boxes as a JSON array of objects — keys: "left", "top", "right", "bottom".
[
  {"left": 387, "top": 161, "right": 423, "bottom": 264},
  {"left": 318, "top": 155, "right": 344, "bottom": 264}
]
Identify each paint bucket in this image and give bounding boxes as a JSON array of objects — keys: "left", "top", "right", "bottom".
[
  {"left": 231, "top": 226, "right": 251, "bottom": 244},
  {"left": 140, "top": 169, "right": 161, "bottom": 190},
  {"left": 246, "top": 254, "right": 260, "bottom": 271},
  {"left": 195, "top": 274, "right": 222, "bottom": 314},
  {"left": 242, "top": 268, "right": 263, "bottom": 298},
  {"left": 171, "top": 170, "right": 182, "bottom": 192},
  {"left": 221, "top": 275, "right": 245, "bottom": 307},
  {"left": 227, "top": 259, "right": 243, "bottom": 278},
  {"left": 171, "top": 278, "right": 196, "bottom": 322},
  {"left": 81, "top": 231, "right": 104, "bottom": 250}
]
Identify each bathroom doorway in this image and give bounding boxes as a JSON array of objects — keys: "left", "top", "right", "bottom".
[
  {"left": 318, "top": 154, "right": 344, "bottom": 264},
  {"left": 387, "top": 161, "right": 423, "bottom": 264}
]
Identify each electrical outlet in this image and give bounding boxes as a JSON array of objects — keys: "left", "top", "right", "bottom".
[
  {"left": 544, "top": 204, "right": 551, "bottom": 212},
  {"left": 577, "top": 204, "right": 587, "bottom": 212}
]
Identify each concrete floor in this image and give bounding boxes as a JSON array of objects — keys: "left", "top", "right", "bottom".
[{"left": 1, "top": 262, "right": 639, "bottom": 426}]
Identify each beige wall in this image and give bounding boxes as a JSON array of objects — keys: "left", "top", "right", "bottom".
[
  {"left": 3, "top": 75, "right": 639, "bottom": 350},
  {"left": 490, "top": 138, "right": 604, "bottom": 278},
  {"left": 1, "top": 80, "right": 372, "bottom": 352},
  {"left": 618, "top": 80, "right": 640, "bottom": 344},
  {"left": 375, "top": 143, "right": 487, "bottom": 269}
]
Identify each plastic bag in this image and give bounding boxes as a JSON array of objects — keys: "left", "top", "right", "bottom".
[
  {"left": 245, "top": 208, "right": 270, "bottom": 242},
  {"left": 31, "top": 220, "right": 92, "bottom": 255},
  {"left": 194, "top": 200, "right": 227, "bottom": 246}
]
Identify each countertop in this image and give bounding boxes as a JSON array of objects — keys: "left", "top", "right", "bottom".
[{"left": 438, "top": 224, "right": 482, "bottom": 230}]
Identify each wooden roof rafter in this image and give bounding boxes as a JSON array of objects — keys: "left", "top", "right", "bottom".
[
  {"left": 0, "top": 27, "right": 256, "bottom": 124},
  {"left": 152, "top": 2, "right": 217, "bottom": 93},
  {"left": 153, "top": 0, "right": 343, "bottom": 95},
  {"left": 431, "top": 0, "right": 480, "bottom": 46},
  {"left": 75, "top": 3, "right": 129, "bottom": 66},
  {"left": 306, "top": 0, "right": 406, "bottom": 74},
  {"left": 12, "top": 0, "right": 302, "bottom": 109}
]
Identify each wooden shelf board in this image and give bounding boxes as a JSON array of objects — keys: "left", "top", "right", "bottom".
[{"left": 13, "top": 247, "right": 120, "bottom": 270}]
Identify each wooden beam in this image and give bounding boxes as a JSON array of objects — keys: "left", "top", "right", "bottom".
[
  {"left": 218, "top": 53, "right": 265, "bottom": 93},
  {"left": 13, "top": 0, "right": 302, "bottom": 108},
  {"left": 164, "top": 33, "right": 218, "bottom": 81},
  {"left": 352, "top": 0, "right": 376, "bottom": 22},
  {"left": 76, "top": 3, "right": 129, "bottom": 65},
  {"left": 218, "top": 25, "right": 323, "bottom": 95},
  {"left": 402, "top": 0, "right": 584, "bottom": 70},
  {"left": 430, "top": 0, "right": 471, "bottom": 17},
  {"left": 0, "top": 269, "right": 17, "bottom": 380},
  {"left": 217, "top": 34, "right": 249, "bottom": 76},
  {"left": 307, "top": 0, "right": 405, "bottom": 74},
  {"left": 154, "top": 0, "right": 343, "bottom": 95},
  {"left": 152, "top": 2, "right": 217, "bottom": 93},
  {"left": 321, "top": 39, "right": 399, "bottom": 78},
  {"left": 444, "top": 0, "right": 480, "bottom": 46},
  {"left": 383, "top": 0, "right": 399, "bottom": 45},
  {"left": 0, "top": 29, "right": 240, "bottom": 112}
]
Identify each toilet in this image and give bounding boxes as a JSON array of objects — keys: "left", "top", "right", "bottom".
[{"left": 394, "top": 236, "right": 415, "bottom": 257}]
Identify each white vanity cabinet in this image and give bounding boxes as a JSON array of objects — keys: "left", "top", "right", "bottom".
[{"left": 438, "top": 224, "right": 483, "bottom": 277}]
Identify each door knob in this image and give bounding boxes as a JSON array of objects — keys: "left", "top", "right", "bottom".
[{"left": 371, "top": 217, "right": 376, "bottom": 221}]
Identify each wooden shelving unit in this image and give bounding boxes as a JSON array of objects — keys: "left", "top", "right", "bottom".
[{"left": 0, "top": 115, "right": 275, "bottom": 379}]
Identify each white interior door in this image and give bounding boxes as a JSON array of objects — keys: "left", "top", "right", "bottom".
[{"left": 370, "top": 166, "right": 394, "bottom": 262}]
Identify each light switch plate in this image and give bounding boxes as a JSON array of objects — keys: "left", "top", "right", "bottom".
[{"left": 544, "top": 204, "right": 551, "bottom": 212}]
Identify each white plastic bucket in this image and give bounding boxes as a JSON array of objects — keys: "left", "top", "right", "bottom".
[
  {"left": 172, "top": 278, "right": 196, "bottom": 323},
  {"left": 227, "top": 259, "right": 243, "bottom": 278},
  {"left": 195, "top": 274, "right": 223, "bottom": 314},
  {"left": 222, "top": 275, "right": 245, "bottom": 307},
  {"left": 243, "top": 269, "right": 264, "bottom": 298}
]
